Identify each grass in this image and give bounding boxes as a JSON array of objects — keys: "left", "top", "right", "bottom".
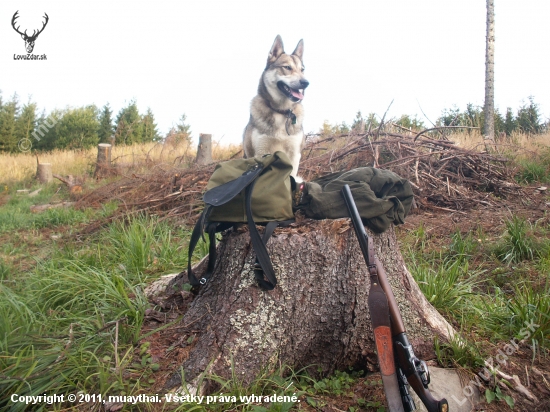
[
  {"left": 407, "top": 254, "right": 486, "bottom": 319},
  {"left": 0, "top": 183, "right": 97, "bottom": 234},
  {"left": 0, "top": 210, "right": 199, "bottom": 411},
  {"left": 403, "top": 212, "right": 550, "bottom": 359},
  {"left": 493, "top": 216, "right": 538, "bottom": 264},
  {"left": 0, "top": 140, "right": 242, "bottom": 187}
]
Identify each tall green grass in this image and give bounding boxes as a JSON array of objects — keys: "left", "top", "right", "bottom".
[
  {"left": 493, "top": 216, "right": 538, "bottom": 264},
  {"left": 403, "top": 214, "right": 550, "bottom": 352},
  {"left": 407, "top": 254, "right": 485, "bottom": 319},
  {"left": 0, "top": 214, "right": 198, "bottom": 410}
]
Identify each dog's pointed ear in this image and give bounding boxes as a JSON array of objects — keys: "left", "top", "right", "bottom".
[
  {"left": 292, "top": 39, "right": 304, "bottom": 61},
  {"left": 267, "top": 35, "right": 285, "bottom": 67}
]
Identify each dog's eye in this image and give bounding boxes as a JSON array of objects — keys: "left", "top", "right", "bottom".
[
  {"left": 284, "top": 66, "right": 292, "bottom": 70},
  {"left": 301, "top": 67, "right": 305, "bottom": 72}
]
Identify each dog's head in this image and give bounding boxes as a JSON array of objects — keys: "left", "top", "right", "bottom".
[{"left": 263, "top": 35, "right": 309, "bottom": 103}]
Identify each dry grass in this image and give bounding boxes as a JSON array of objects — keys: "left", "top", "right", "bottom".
[
  {"left": 0, "top": 140, "right": 242, "bottom": 186},
  {"left": 1, "top": 130, "right": 547, "bottom": 187},
  {"left": 452, "top": 130, "right": 550, "bottom": 156}
]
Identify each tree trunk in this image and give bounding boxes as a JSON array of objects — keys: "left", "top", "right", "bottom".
[
  {"left": 161, "top": 219, "right": 455, "bottom": 393},
  {"left": 195, "top": 134, "right": 213, "bottom": 165},
  {"left": 483, "top": 0, "right": 495, "bottom": 143}
]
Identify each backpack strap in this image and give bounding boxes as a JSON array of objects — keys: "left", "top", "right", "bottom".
[
  {"left": 187, "top": 206, "right": 215, "bottom": 287},
  {"left": 244, "top": 180, "right": 277, "bottom": 290},
  {"left": 252, "top": 219, "right": 294, "bottom": 290},
  {"left": 187, "top": 163, "right": 265, "bottom": 289}
]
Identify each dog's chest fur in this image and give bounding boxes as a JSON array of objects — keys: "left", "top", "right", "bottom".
[{"left": 244, "top": 96, "right": 304, "bottom": 167}]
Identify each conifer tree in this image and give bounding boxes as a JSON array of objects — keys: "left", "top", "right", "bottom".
[
  {"left": 15, "top": 101, "right": 38, "bottom": 150},
  {"left": 504, "top": 107, "right": 515, "bottom": 136},
  {"left": 0, "top": 94, "right": 19, "bottom": 152},
  {"left": 142, "top": 108, "right": 160, "bottom": 142},
  {"left": 98, "top": 103, "right": 114, "bottom": 144},
  {"left": 35, "top": 109, "right": 63, "bottom": 151},
  {"left": 115, "top": 100, "right": 143, "bottom": 145}
]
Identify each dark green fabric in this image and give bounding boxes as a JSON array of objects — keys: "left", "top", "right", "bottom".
[
  {"left": 206, "top": 151, "right": 294, "bottom": 223},
  {"left": 297, "top": 168, "right": 414, "bottom": 233}
]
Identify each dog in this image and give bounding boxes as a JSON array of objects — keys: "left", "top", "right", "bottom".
[{"left": 243, "top": 35, "right": 309, "bottom": 181}]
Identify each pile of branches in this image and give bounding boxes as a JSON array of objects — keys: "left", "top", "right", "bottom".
[
  {"left": 78, "top": 129, "right": 525, "bottom": 228},
  {"left": 77, "top": 163, "right": 216, "bottom": 229},
  {"left": 301, "top": 130, "right": 524, "bottom": 212}
]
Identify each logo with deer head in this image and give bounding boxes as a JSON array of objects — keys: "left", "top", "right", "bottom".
[{"left": 11, "top": 11, "right": 49, "bottom": 54}]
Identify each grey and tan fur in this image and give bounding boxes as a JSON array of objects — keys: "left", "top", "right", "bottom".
[{"left": 243, "top": 35, "right": 309, "bottom": 180}]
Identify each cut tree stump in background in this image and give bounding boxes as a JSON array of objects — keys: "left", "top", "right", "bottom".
[
  {"left": 159, "top": 219, "right": 455, "bottom": 393},
  {"left": 94, "top": 143, "right": 112, "bottom": 178},
  {"left": 36, "top": 162, "right": 53, "bottom": 184},
  {"left": 195, "top": 133, "right": 212, "bottom": 165}
]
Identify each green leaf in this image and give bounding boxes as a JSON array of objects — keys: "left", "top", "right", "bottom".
[
  {"left": 504, "top": 395, "right": 515, "bottom": 409},
  {"left": 486, "top": 389, "right": 496, "bottom": 403}
]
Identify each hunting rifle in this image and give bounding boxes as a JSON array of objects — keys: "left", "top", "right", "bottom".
[{"left": 341, "top": 184, "right": 449, "bottom": 412}]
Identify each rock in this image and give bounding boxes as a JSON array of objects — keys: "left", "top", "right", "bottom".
[{"left": 410, "top": 367, "right": 480, "bottom": 412}]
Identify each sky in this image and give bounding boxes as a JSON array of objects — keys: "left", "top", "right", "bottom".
[{"left": 1, "top": 0, "right": 549, "bottom": 146}]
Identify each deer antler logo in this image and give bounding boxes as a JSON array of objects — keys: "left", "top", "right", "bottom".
[{"left": 11, "top": 11, "right": 49, "bottom": 54}]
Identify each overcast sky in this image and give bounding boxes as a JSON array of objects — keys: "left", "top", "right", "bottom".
[{"left": 1, "top": 0, "right": 549, "bottom": 145}]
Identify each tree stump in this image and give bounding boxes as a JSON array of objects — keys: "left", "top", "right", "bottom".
[
  {"left": 94, "top": 143, "right": 112, "bottom": 178},
  {"left": 36, "top": 163, "right": 53, "bottom": 183},
  {"left": 195, "top": 133, "right": 213, "bottom": 165},
  {"left": 162, "top": 219, "right": 455, "bottom": 392}
]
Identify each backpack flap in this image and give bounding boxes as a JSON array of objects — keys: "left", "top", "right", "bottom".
[
  {"left": 206, "top": 151, "right": 294, "bottom": 223},
  {"left": 186, "top": 151, "right": 295, "bottom": 290},
  {"left": 203, "top": 162, "right": 264, "bottom": 207}
]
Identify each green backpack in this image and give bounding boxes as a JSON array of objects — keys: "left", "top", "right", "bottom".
[
  {"left": 187, "top": 151, "right": 295, "bottom": 290},
  {"left": 295, "top": 167, "right": 414, "bottom": 233},
  {"left": 186, "top": 152, "right": 414, "bottom": 291}
]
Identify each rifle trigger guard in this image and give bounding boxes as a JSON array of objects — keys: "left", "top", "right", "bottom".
[{"left": 416, "top": 359, "right": 430, "bottom": 386}]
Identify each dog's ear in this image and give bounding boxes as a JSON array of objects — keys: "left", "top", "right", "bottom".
[
  {"left": 291, "top": 39, "right": 304, "bottom": 61},
  {"left": 267, "top": 35, "right": 285, "bottom": 68}
]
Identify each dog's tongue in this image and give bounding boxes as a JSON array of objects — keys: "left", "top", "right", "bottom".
[{"left": 290, "top": 88, "right": 304, "bottom": 100}]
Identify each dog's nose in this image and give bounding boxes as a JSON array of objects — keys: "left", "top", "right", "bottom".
[{"left": 300, "top": 79, "right": 310, "bottom": 89}]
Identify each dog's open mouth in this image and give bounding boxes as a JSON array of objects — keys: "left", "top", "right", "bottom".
[{"left": 277, "top": 81, "right": 304, "bottom": 102}]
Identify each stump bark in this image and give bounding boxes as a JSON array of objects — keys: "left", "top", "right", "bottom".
[
  {"left": 195, "top": 134, "right": 213, "bottom": 165},
  {"left": 94, "top": 143, "right": 112, "bottom": 178},
  {"left": 162, "top": 219, "right": 455, "bottom": 392},
  {"left": 36, "top": 163, "right": 53, "bottom": 183}
]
